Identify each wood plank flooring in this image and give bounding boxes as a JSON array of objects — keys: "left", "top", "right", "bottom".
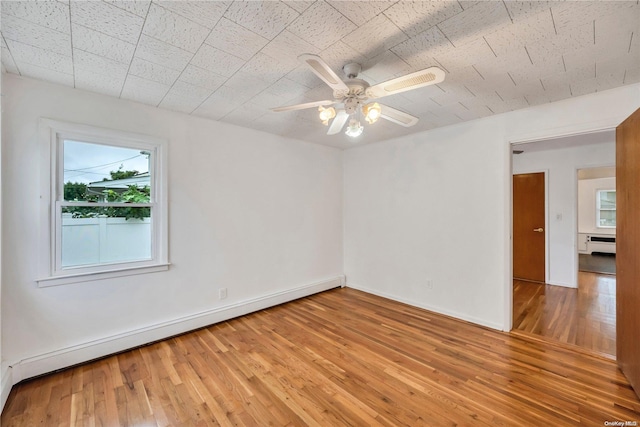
[
  {"left": 513, "top": 271, "right": 616, "bottom": 356},
  {"left": 3, "top": 287, "right": 639, "bottom": 426}
]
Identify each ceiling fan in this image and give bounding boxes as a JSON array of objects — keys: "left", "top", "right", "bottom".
[{"left": 271, "top": 54, "right": 445, "bottom": 138}]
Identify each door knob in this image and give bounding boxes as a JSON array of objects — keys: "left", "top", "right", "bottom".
[{"left": 533, "top": 228, "right": 544, "bottom": 232}]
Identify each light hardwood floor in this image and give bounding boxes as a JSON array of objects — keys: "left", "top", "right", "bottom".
[
  {"left": 513, "top": 271, "right": 616, "bottom": 356},
  {"left": 2, "top": 287, "right": 638, "bottom": 426}
]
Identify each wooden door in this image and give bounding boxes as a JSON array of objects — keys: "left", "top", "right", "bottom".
[
  {"left": 513, "top": 173, "right": 545, "bottom": 282},
  {"left": 616, "top": 107, "right": 640, "bottom": 399}
]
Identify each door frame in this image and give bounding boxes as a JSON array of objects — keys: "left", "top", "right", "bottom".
[
  {"left": 506, "top": 125, "right": 619, "bottom": 331},
  {"left": 512, "top": 169, "right": 549, "bottom": 283}
]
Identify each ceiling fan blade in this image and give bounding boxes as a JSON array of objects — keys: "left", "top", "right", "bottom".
[
  {"left": 327, "top": 111, "right": 349, "bottom": 135},
  {"left": 299, "top": 54, "right": 349, "bottom": 93},
  {"left": 366, "top": 67, "right": 445, "bottom": 99},
  {"left": 271, "top": 99, "right": 335, "bottom": 113},
  {"left": 379, "top": 104, "right": 419, "bottom": 127}
]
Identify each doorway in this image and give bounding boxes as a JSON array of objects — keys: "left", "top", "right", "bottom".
[
  {"left": 510, "top": 130, "right": 617, "bottom": 357},
  {"left": 577, "top": 166, "right": 617, "bottom": 276}
]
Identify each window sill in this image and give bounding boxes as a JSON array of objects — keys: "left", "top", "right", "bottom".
[{"left": 37, "top": 263, "right": 170, "bottom": 288}]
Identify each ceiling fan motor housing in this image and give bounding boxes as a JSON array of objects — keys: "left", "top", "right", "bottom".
[
  {"left": 339, "top": 78, "right": 371, "bottom": 114},
  {"left": 333, "top": 77, "right": 368, "bottom": 98},
  {"left": 343, "top": 97, "right": 359, "bottom": 115}
]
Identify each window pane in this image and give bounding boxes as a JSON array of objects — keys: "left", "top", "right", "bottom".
[
  {"left": 61, "top": 207, "right": 152, "bottom": 268},
  {"left": 597, "top": 190, "right": 616, "bottom": 227},
  {"left": 63, "top": 140, "right": 151, "bottom": 202},
  {"left": 599, "top": 210, "right": 616, "bottom": 227},
  {"left": 599, "top": 191, "right": 616, "bottom": 209}
]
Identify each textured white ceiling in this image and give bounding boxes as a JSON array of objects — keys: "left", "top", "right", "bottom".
[{"left": 1, "top": 1, "right": 638, "bottom": 149}]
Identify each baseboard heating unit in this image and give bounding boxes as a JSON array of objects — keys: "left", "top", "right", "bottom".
[{"left": 587, "top": 235, "right": 616, "bottom": 254}]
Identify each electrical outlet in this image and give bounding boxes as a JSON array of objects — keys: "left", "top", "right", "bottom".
[
  {"left": 219, "top": 288, "right": 227, "bottom": 300},
  {"left": 426, "top": 280, "right": 434, "bottom": 290}
]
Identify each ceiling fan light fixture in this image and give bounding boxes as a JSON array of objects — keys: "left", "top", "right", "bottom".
[
  {"left": 345, "top": 118, "right": 364, "bottom": 137},
  {"left": 318, "top": 106, "right": 336, "bottom": 125},
  {"left": 363, "top": 102, "right": 382, "bottom": 124}
]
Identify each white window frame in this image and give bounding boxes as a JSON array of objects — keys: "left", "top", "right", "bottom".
[
  {"left": 596, "top": 189, "right": 616, "bottom": 229},
  {"left": 37, "top": 119, "right": 169, "bottom": 287}
]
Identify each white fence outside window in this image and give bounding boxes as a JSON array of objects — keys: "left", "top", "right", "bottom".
[{"left": 61, "top": 216, "right": 151, "bottom": 268}]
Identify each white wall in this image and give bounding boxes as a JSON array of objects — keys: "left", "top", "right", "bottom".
[
  {"left": 0, "top": 55, "right": 4, "bottom": 409},
  {"left": 578, "top": 177, "right": 616, "bottom": 235},
  {"left": 1, "top": 74, "right": 343, "bottom": 383},
  {"left": 344, "top": 83, "right": 639, "bottom": 330},
  {"left": 513, "top": 142, "right": 615, "bottom": 287},
  {"left": 344, "top": 116, "right": 510, "bottom": 329}
]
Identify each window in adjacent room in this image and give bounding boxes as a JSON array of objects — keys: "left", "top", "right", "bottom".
[
  {"left": 39, "top": 120, "right": 168, "bottom": 286},
  {"left": 596, "top": 189, "right": 616, "bottom": 228}
]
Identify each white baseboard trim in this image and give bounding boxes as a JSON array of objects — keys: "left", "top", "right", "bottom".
[
  {"left": 346, "top": 282, "right": 503, "bottom": 331},
  {"left": 8, "top": 276, "right": 344, "bottom": 389},
  {"left": 1, "top": 366, "right": 13, "bottom": 411}
]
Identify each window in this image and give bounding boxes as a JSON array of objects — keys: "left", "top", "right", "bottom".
[
  {"left": 39, "top": 120, "right": 168, "bottom": 286},
  {"left": 597, "top": 189, "right": 616, "bottom": 228}
]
